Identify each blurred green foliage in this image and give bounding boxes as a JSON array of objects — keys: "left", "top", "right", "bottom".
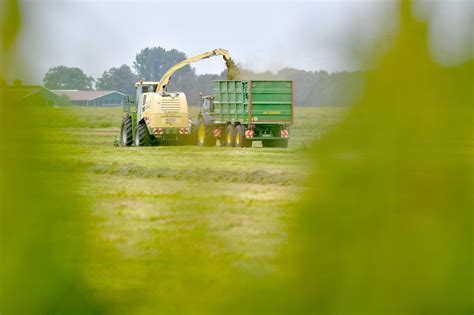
[
  {"left": 0, "top": 0, "right": 102, "bottom": 313},
  {"left": 293, "top": 2, "right": 473, "bottom": 312},
  {"left": 218, "top": 1, "right": 473, "bottom": 314}
]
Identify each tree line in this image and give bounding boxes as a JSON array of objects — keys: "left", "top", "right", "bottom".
[{"left": 43, "top": 47, "right": 364, "bottom": 106}]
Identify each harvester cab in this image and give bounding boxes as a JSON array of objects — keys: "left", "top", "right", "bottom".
[
  {"left": 136, "top": 82, "right": 157, "bottom": 98},
  {"left": 134, "top": 82, "right": 157, "bottom": 117}
]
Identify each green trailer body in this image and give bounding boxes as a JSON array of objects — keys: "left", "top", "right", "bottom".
[
  {"left": 213, "top": 80, "right": 293, "bottom": 124},
  {"left": 196, "top": 80, "right": 294, "bottom": 148}
]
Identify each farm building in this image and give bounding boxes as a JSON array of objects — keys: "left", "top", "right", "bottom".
[
  {"left": 5, "top": 85, "right": 60, "bottom": 106},
  {"left": 53, "top": 90, "right": 125, "bottom": 106}
]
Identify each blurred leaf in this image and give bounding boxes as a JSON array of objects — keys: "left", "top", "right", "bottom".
[{"left": 0, "top": 1, "right": 103, "bottom": 313}]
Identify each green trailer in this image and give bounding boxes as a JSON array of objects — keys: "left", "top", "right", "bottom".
[{"left": 196, "top": 80, "right": 294, "bottom": 148}]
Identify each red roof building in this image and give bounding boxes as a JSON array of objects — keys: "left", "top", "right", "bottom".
[{"left": 53, "top": 90, "right": 125, "bottom": 106}]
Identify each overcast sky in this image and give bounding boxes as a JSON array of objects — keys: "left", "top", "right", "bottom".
[{"left": 7, "top": 0, "right": 473, "bottom": 83}]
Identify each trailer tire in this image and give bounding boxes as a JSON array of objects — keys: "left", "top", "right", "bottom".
[
  {"left": 120, "top": 116, "right": 133, "bottom": 147},
  {"left": 225, "top": 125, "right": 236, "bottom": 147},
  {"left": 197, "top": 119, "right": 216, "bottom": 147},
  {"left": 135, "top": 123, "right": 152, "bottom": 147},
  {"left": 235, "top": 125, "right": 251, "bottom": 148}
]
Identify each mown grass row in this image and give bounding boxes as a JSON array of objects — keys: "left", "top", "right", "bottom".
[{"left": 89, "top": 162, "right": 298, "bottom": 186}]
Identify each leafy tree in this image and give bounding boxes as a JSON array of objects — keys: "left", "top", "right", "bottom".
[
  {"left": 225, "top": 67, "right": 365, "bottom": 106},
  {"left": 96, "top": 64, "right": 137, "bottom": 94},
  {"left": 130, "top": 46, "right": 364, "bottom": 106},
  {"left": 133, "top": 47, "right": 194, "bottom": 83},
  {"left": 43, "top": 66, "right": 94, "bottom": 90}
]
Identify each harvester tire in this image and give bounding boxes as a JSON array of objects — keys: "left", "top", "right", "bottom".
[
  {"left": 225, "top": 124, "right": 236, "bottom": 147},
  {"left": 135, "top": 123, "right": 152, "bottom": 147},
  {"left": 235, "top": 125, "right": 251, "bottom": 148},
  {"left": 120, "top": 116, "right": 133, "bottom": 147},
  {"left": 197, "top": 119, "right": 216, "bottom": 147}
]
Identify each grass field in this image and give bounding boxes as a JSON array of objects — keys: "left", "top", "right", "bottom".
[{"left": 47, "top": 106, "right": 344, "bottom": 312}]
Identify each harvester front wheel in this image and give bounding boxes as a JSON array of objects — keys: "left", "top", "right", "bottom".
[
  {"left": 225, "top": 125, "right": 236, "bottom": 147},
  {"left": 135, "top": 123, "right": 152, "bottom": 147},
  {"left": 120, "top": 116, "right": 133, "bottom": 147},
  {"left": 197, "top": 120, "right": 216, "bottom": 147},
  {"left": 235, "top": 125, "right": 251, "bottom": 148}
]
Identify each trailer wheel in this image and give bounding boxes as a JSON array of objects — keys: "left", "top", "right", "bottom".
[
  {"left": 235, "top": 125, "right": 251, "bottom": 148},
  {"left": 225, "top": 125, "right": 236, "bottom": 147},
  {"left": 197, "top": 119, "right": 216, "bottom": 147},
  {"left": 120, "top": 116, "right": 133, "bottom": 147},
  {"left": 135, "top": 123, "right": 152, "bottom": 147}
]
